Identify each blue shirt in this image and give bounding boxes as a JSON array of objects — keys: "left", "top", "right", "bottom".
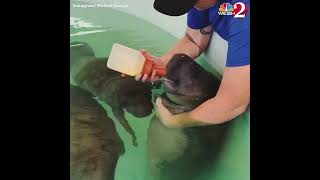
[{"left": 187, "top": 0, "right": 250, "bottom": 67}]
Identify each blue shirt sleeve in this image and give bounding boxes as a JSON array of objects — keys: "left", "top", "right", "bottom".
[
  {"left": 187, "top": 8, "right": 211, "bottom": 29},
  {"left": 226, "top": 16, "right": 250, "bottom": 67}
]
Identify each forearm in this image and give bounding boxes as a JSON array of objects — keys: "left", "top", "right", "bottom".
[
  {"left": 160, "top": 26, "right": 213, "bottom": 66},
  {"left": 160, "top": 35, "right": 201, "bottom": 66},
  {"left": 157, "top": 65, "right": 250, "bottom": 129},
  {"left": 168, "top": 96, "right": 247, "bottom": 128},
  {"left": 188, "top": 96, "right": 248, "bottom": 125},
  {"left": 186, "top": 66, "right": 250, "bottom": 127}
]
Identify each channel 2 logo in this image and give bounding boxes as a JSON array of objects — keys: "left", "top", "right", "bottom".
[{"left": 218, "top": 2, "right": 248, "bottom": 18}]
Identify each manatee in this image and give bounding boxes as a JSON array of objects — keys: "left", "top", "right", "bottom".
[
  {"left": 147, "top": 54, "right": 231, "bottom": 180},
  {"left": 70, "top": 42, "right": 154, "bottom": 146},
  {"left": 70, "top": 85, "right": 124, "bottom": 180}
]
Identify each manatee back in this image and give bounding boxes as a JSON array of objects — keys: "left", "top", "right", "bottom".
[
  {"left": 70, "top": 85, "right": 124, "bottom": 180},
  {"left": 70, "top": 41, "right": 154, "bottom": 119},
  {"left": 70, "top": 41, "right": 95, "bottom": 67}
]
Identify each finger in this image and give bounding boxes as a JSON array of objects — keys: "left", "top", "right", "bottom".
[
  {"left": 150, "top": 70, "right": 156, "bottom": 81},
  {"left": 155, "top": 97, "right": 163, "bottom": 117},
  {"left": 141, "top": 50, "right": 157, "bottom": 61},
  {"left": 135, "top": 73, "right": 142, "bottom": 81},
  {"left": 140, "top": 49, "right": 148, "bottom": 58},
  {"left": 141, "top": 74, "right": 148, "bottom": 82},
  {"left": 155, "top": 76, "right": 160, "bottom": 81},
  {"left": 156, "top": 98, "right": 166, "bottom": 111},
  {"left": 140, "top": 49, "right": 147, "bottom": 54},
  {"left": 156, "top": 98, "right": 168, "bottom": 117},
  {"left": 158, "top": 98, "right": 171, "bottom": 113},
  {"left": 156, "top": 97, "right": 162, "bottom": 106}
]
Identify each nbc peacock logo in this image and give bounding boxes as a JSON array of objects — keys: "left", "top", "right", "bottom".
[
  {"left": 219, "top": 2, "right": 234, "bottom": 13},
  {"left": 218, "top": 2, "right": 248, "bottom": 18}
]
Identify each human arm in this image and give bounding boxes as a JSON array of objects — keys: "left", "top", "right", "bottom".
[
  {"left": 136, "top": 25, "right": 213, "bottom": 82},
  {"left": 156, "top": 65, "right": 250, "bottom": 128}
]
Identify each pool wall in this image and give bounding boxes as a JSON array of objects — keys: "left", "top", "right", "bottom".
[
  {"left": 73, "top": 0, "right": 227, "bottom": 74},
  {"left": 70, "top": 1, "right": 250, "bottom": 179}
]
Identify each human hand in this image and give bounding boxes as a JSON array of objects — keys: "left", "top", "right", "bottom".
[
  {"left": 135, "top": 49, "right": 166, "bottom": 82},
  {"left": 155, "top": 98, "right": 189, "bottom": 128}
]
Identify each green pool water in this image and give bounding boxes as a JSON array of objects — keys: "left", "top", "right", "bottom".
[{"left": 70, "top": 2, "right": 249, "bottom": 180}]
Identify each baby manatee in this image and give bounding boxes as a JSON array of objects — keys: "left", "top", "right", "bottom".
[
  {"left": 70, "top": 41, "right": 154, "bottom": 146},
  {"left": 147, "top": 54, "right": 232, "bottom": 180}
]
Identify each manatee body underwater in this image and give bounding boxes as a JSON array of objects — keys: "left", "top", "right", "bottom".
[
  {"left": 70, "top": 41, "right": 154, "bottom": 146},
  {"left": 147, "top": 54, "right": 232, "bottom": 180},
  {"left": 70, "top": 85, "right": 124, "bottom": 180}
]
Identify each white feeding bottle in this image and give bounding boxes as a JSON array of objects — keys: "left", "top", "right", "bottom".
[{"left": 107, "top": 43, "right": 167, "bottom": 77}]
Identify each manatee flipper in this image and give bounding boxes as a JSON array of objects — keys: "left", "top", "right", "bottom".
[{"left": 112, "top": 108, "right": 138, "bottom": 147}]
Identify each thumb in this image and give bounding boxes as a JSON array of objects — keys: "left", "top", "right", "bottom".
[
  {"left": 140, "top": 49, "right": 158, "bottom": 62},
  {"left": 156, "top": 97, "right": 162, "bottom": 106}
]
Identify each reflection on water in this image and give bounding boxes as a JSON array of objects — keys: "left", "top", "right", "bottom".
[{"left": 70, "top": 2, "right": 249, "bottom": 180}]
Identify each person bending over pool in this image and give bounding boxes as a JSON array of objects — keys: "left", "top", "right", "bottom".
[{"left": 134, "top": 0, "right": 250, "bottom": 128}]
